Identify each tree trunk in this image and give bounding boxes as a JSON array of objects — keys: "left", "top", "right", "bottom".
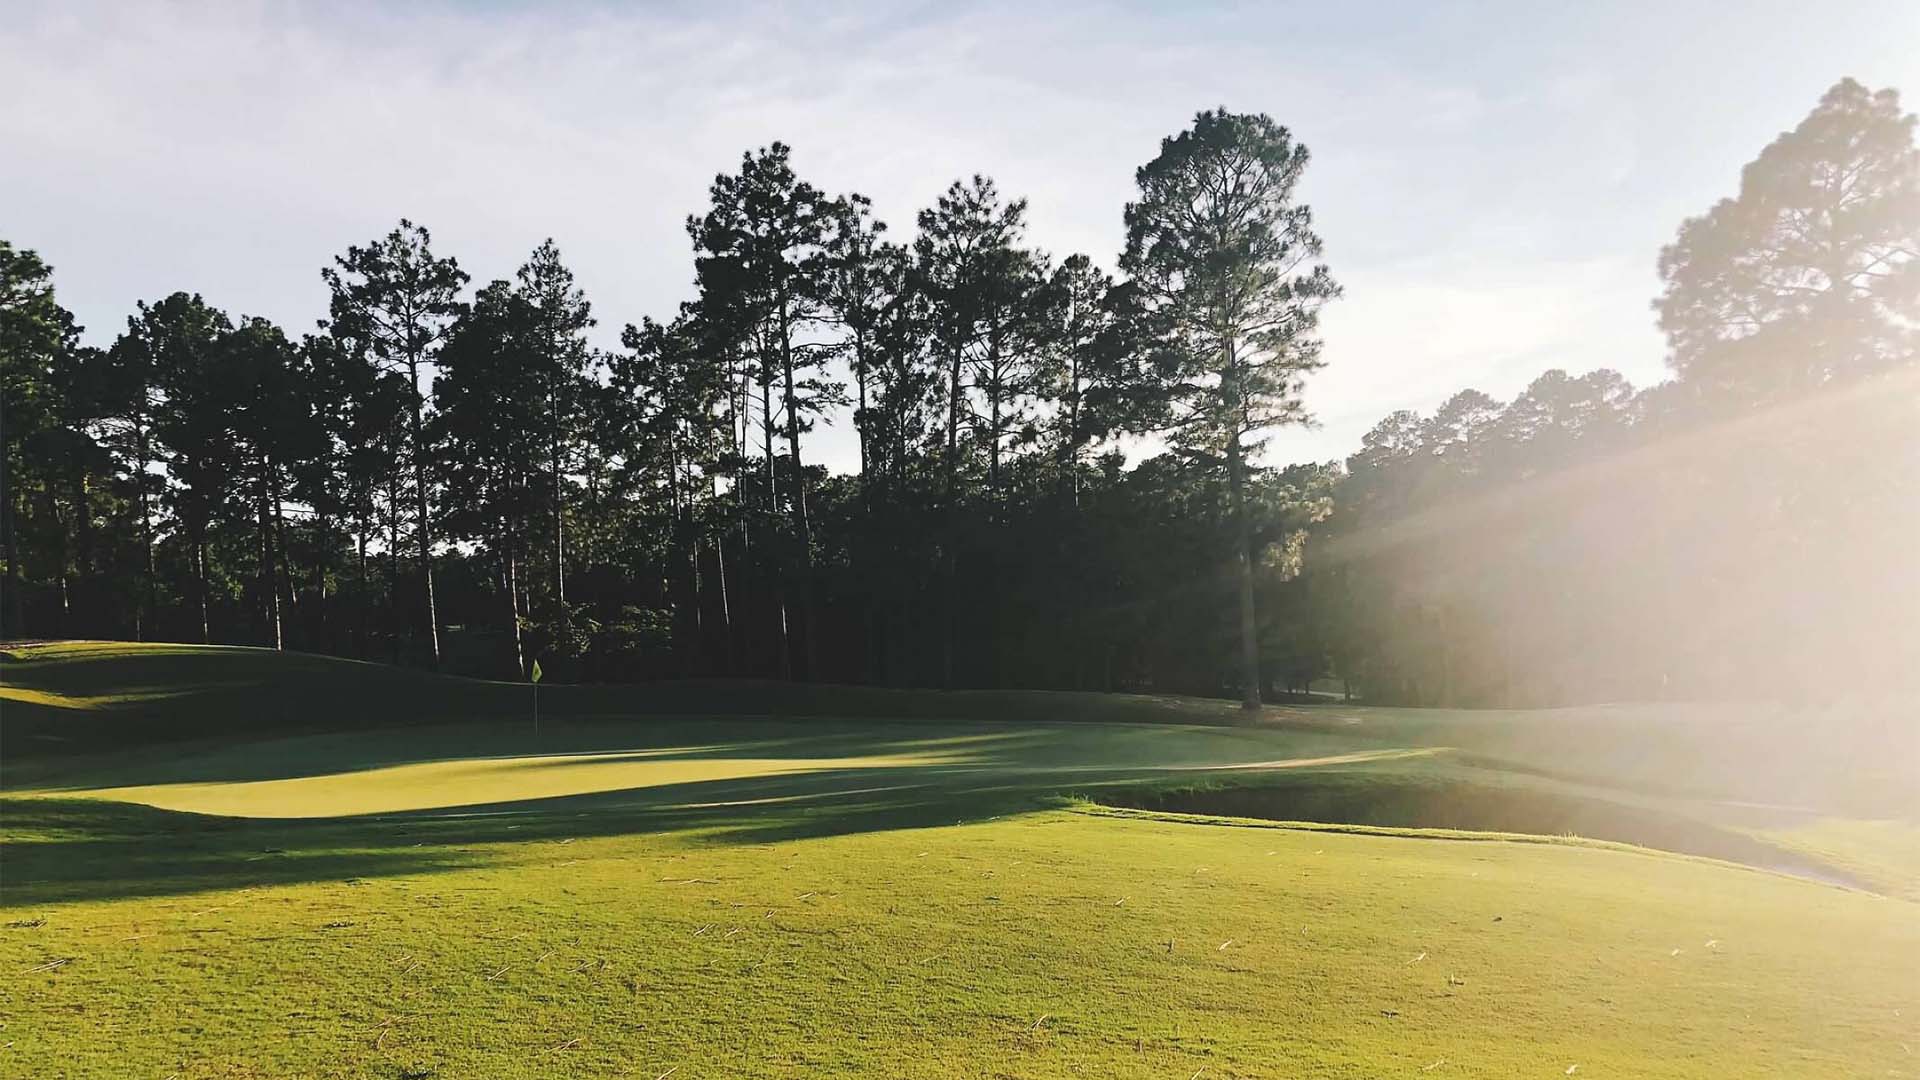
[
  {"left": 1066, "top": 344, "right": 1084, "bottom": 507},
  {"left": 854, "top": 335, "right": 870, "bottom": 491},
  {"left": 272, "top": 470, "right": 297, "bottom": 621},
  {"left": 688, "top": 526, "right": 704, "bottom": 674},
  {"left": 551, "top": 419, "right": 566, "bottom": 613},
  {"left": 852, "top": 338, "right": 876, "bottom": 684},
  {"left": 728, "top": 358, "right": 753, "bottom": 671},
  {"left": 941, "top": 339, "right": 965, "bottom": 689},
  {"left": 38, "top": 472, "right": 71, "bottom": 636},
  {"left": 386, "top": 468, "right": 401, "bottom": 664},
  {"left": 712, "top": 526, "right": 733, "bottom": 674},
  {"left": 779, "top": 305, "right": 816, "bottom": 681},
  {"left": 355, "top": 516, "right": 370, "bottom": 658},
  {"left": 73, "top": 467, "right": 95, "bottom": 636},
  {"left": 257, "top": 456, "right": 282, "bottom": 650},
  {"left": 982, "top": 337, "right": 1005, "bottom": 687},
  {"left": 667, "top": 426, "right": 702, "bottom": 675},
  {"left": 193, "top": 523, "right": 211, "bottom": 645},
  {"left": 686, "top": 466, "right": 703, "bottom": 648},
  {"left": 1225, "top": 404, "right": 1261, "bottom": 713},
  {"left": 407, "top": 353, "right": 441, "bottom": 667},
  {"left": 760, "top": 361, "right": 790, "bottom": 681},
  {"left": 505, "top": 516, "right": 526, "bottom": 679},
  {"left": 0, "top": 453, "right": 22, "bottom": 638},
  {"left": 987, "top": 341, "right": 1002, "bottom": 501},
  {"left": 312, "top": 506, "right": 331, "bottom": 650},
  {"left": 135, "top": 422, "right": 156, "bottom": 641}
]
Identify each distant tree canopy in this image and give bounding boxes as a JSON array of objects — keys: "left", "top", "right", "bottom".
[
  {"left": 1658, "top": 78, "right": 1919, "bottom": 405},
  {"left": 3, "top": 83, "right": 1915, "bottom": 706}
]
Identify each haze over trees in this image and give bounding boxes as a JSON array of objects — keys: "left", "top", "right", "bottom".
[{"left": 3, "top": 81, "right": 1915, "bottom": 706}]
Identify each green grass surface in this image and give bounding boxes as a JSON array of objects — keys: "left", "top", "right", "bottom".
[
  {"left": 1758, "top": 818, "right": 1920, "bottom": 901},
  {"left": 2, "top": 643, "right": 1916, "bottom": 1077}
]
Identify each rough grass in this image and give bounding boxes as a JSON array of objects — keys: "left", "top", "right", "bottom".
[{"left": 2, "top": 643, "right": 1916, "bottom": 1077}]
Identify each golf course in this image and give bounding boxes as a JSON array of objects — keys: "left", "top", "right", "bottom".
[
  {"left": 8, "top": 8, "right": 1920, "bottom": 1074},
  {"left": 2, "top": 641, "right": 1915, "bottom": 1078}
]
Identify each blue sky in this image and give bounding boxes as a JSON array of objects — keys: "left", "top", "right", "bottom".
[{"left": 7, "top": 0, "right": 1918, "bottom": 469}]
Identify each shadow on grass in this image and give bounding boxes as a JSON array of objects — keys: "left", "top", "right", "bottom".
[
  {"left": 4, "top": 750, "right": 1878, "bottom": 907},
  {"left": 6, "top": 719, "right": 1066, "bottom": 792},
  {"left": 1, "top": 798, "right": 487, "bottom": 905},
  {"left": 1, "top": 643, "right": 1307, "bottom": 762},
  {"left": 7, "top": 714, "right": 1315, "bottom": 800},
  {"left": 4, "top": 709, "right": 1334, "bottom": 908},
  {"left": 1098, "top": 771, "right": 1872, "bottom": 890},
  {"left": 0, "top": 754, "right": 1173, "bottom": 907}
]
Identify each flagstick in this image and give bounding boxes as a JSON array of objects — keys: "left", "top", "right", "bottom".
[
  {"left": 528, "top": 656, "right": 546, "bottom": 741},
  {"left": 529, "top": 657, "right": 545, "bottom": 742}
]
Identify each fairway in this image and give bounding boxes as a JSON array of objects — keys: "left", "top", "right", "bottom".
[{"left": 2, "top": 645, "right": 1916, "bottom": 1078}]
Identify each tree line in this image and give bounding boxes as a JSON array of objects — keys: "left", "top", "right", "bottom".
[{"left": 4, "top": 81, "right": 1914, "bottom": 707}]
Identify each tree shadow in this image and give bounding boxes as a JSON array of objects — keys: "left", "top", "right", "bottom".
[
  {"left": 6, "top": 717, "right": 1063, "bottom": 791},
  {"left": 1100, "top": 771, "right": 1875, "bottom": 890},
  {"left": 0, "top": 753, "right": 1183, "bottom": 907},
  {"left": 1, "top": 798, "right": 493, "bottom": 906},
  {"left": 3, "top": 644, "right": 1314, "bottom": 764}
]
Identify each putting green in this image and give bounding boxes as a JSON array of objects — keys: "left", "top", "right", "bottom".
[
  {"left": 46, "top": 724, "right": 1435, "bottom": 819},
  {"left": 70, "top": 748, "right": 957, "bottom": 818}
]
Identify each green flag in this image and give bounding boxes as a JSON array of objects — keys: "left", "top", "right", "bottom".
[{"left": 530, "top": 659, "right": 543, "bottom": 684}]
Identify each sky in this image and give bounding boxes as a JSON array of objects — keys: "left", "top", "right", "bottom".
[{"left": 8, "top": 0, "right": 1919, "bottom": 471}]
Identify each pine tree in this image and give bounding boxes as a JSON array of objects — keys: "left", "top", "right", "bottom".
[{"left": 1121, "top": 109, "right": 1340, "bottom": 709}]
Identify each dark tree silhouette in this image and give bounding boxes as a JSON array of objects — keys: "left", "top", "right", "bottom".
[
  {"left": 323, "top": 221, "right": 468, "bottom": 666},
  {"left": 4, "top": 81, "right": 1913, "bottom": 711},
  {"left": 1120, "top": 108, "right": 1340, "bottom": 709},
  {"left": 689, "top": 144, "right": 844, "bottom": 680}
]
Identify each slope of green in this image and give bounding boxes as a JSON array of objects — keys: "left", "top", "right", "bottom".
[
  {"left": 1759, "top": 818, "right": 1920, "bottom": 902},
  {"left": 2, "top": 643, "right": 1916, "bottom": 1078},
  {"left": 14, "top": 717, "right": 1423, "bottom": 819}
]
